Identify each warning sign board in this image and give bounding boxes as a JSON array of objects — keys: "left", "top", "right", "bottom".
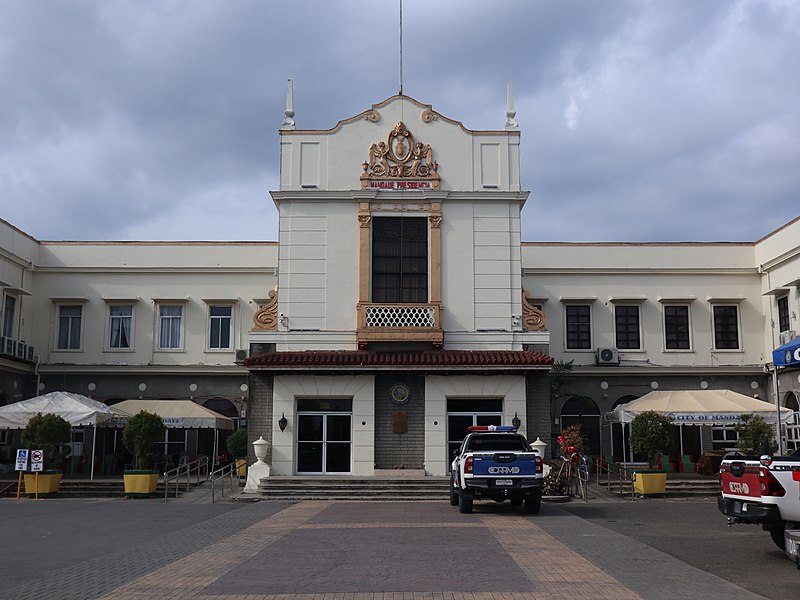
[
  {"left": 31, "top": 449, "right": 44, "bottom": 472},
  {"left": 15, "top": 449, "right": 29, "bottom": 471}
]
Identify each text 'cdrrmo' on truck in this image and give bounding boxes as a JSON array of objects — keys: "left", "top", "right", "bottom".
[
  {"left": 450, "top": 425, "right": 544, "bottom": 514},
  {"left": 718, "top": 449, "right": 800, "bottom": 566}
]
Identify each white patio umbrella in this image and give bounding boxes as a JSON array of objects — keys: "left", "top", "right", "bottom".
[{"left": 0, "top": 391, "right": 131, "bottom": 479}]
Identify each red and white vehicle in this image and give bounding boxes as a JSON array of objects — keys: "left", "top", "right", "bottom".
[{"left": 718, "top": 450, "right": 800, "bottom": 561}]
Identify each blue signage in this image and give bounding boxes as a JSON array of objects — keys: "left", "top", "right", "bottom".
[{"left": 773, "top": 337, "right": 800, "bottom": 368}]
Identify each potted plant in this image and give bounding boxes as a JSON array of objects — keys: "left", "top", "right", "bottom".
[
  {"left": 226, "top": 428, "right": 248, "bottom": 477},
  {"left": 21, "top": 412, "right": 71, "bottom": 497},
  {"left": 122, "top": 410, "right": 165, "bottom": 497},
  {"left": 629, "top": 410, "right": 673, "bottom": 496}
]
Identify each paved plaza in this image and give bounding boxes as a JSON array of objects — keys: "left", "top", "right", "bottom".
[{"left": 0, "top": 496, "right": 790, "bottom": 600}]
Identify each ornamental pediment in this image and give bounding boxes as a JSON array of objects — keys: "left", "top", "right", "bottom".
[{"left": 360, "top": 121, "right": 440, "bottom": 190}]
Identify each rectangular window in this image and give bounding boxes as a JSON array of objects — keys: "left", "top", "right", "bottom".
[
  {"left": 565, "top": 305, "right": 591, "bottom": 350},
  {"left": 158, "top": 304, "right": 183, "bottom": 350},
  {"left": 208, "top": 305, "right": 233, "bottom": 349},
  {"left": 614, "top": 305, "right": 641, "bottom": 350},
  {"left": 712, "top": 426, "right": 738, "bottom": 450},
  {"left": 108, "top": 305, "right": 134, "bottom": 349},
  {"left": 372, "top": 217, "right": 428, "bottom": 303},
  {"left": 713, "top": 305, "right": 740, "bottom": 350},
  {"left": 3, "top": 295, "right": 16, "bottom": 337},
  {"left": 664, "top": 305, "right": 690, "bottom": 350},
  {"left": 57, "top": 305, "right": 83, "bottom": 350},
  {"left": 778, "top": 296, "right": 790, "bottom": 334}
]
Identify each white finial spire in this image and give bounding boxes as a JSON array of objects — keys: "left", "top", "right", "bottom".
[
  {"left": 505, "top": 80, "right": 518, "bottom": 130},
  {"left": 281, "top": 79, "right": 295, "bottom": 130}
]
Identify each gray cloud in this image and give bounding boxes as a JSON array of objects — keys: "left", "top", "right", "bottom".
[{"left": 1, "top": 0, "right": 798, "bottom": 243}]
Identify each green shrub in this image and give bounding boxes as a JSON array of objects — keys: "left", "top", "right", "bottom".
[
  {"left": 226, "top": 428, "right": 248, "bottom": 459},
  {"left": 630, "top": 411, "right": 673, "bottom": 468},
  {"left": 734, "top": 414, "right": 777, "bottom": 456},
  {"left": 21, "top": 413, "right": 71, "bottom": 470},
  {"left": 122, "top": 411, "right": 165, "bottom": 470}
]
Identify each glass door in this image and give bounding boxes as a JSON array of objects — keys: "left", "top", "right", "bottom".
[
  {"left": 296, "top": 398, "right": 352, "bottom": 474},
  {"left": 446, "top": 397, "right": 504, "bottom": 468}
]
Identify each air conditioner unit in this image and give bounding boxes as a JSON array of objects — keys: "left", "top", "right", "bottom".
[
  {"left": 15, "top": 341, "right": 26, "bottom": 360},
  {"left": 26, "top": 345, "right": 35, "bottom": 362},
  {"left": 235, "top": 348, "right": 248, "bottom": 362},
  {"left": 596, "top": 347, "right": 620, "bottom": 365},
  {"left": 780, "top": 330, "right": 797, "bottom": 346},
  {"left": 3, "top": 337, "right": 15, "bottom": 357}
]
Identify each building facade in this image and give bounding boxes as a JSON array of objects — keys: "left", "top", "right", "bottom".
[{"left": 1, "top": 92, "right": 799, "bottom": 473}]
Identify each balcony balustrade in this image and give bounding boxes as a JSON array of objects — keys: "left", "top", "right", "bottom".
[{"left": 356, "top": 302, "right": 444, "bottom": 348}]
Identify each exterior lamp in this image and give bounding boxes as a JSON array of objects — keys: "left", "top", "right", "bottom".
[
  {"left": 278, "top": 412, "right": 288, "bottom": 432},
  {"left": 512, "top": 411, "right": 521, "bottom": 431}
]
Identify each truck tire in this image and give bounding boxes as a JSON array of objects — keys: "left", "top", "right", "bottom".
[
  {"left": 769, "top": 524, "right": 786, "bottom": 551},
  {"left": 458, "top": 491, "right": 473, "bottom": 514},
  {"left": 449, "top": 480, "right": 459, "bottom": 506},
  {"left": 524, "top": 492, "right": 541, "bottom": 515}
]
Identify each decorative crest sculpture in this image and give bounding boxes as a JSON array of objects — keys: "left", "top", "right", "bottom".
[{"left": 361, "top": 122, "right": 440, "bottom": 190}]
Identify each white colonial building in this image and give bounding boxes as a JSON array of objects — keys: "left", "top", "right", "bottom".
[{"left": 1, "top": 90, "right": 798, "bottom": 474}]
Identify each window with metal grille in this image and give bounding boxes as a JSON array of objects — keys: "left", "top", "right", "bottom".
[
  {"left": 565, "top": 305, "right": 591, "bottom": 350},
  {"left": 372, "top": 217, "right": 428, "bottom": 303},
  {"left": 713, "top": 305, "right": 740, "bottom": 350},
  {"left": 778, "top": 295, "right": 790, "bottom": 333},
  {"left": 614, "top": 305, "right": 640, "bottom": 350},
  {"left": 664, "top": 304, "right": 690, "bottom": 350}
]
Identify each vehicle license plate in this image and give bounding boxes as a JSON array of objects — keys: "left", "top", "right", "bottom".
[
  {"left": 495, "top": 479, "right": 513, "bottom": 486},
  {"left": 741, "top": 502, "right": 748, "bottom": 512}
]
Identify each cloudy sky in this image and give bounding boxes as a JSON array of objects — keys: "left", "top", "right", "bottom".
[{"left": 2, "top": 1, "right": 799, "bottom": 243}]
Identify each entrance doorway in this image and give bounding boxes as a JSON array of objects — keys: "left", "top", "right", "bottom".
[
  {"left": 296, "top": 398, "right": 352, "bottom": 474},
  {"left": 446, "top": 398, "right": 503, "bottom": 464},
  {"left": 561, "top": 396, "right": 601, "bottom": 456}
]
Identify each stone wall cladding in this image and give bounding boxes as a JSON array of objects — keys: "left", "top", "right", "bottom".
[
  {"left": 374, "top": 373, "right": 425, "bottom": 469},
  {"left": 526, "top": 370, "right": 552, "bottom": 460},
  {"left": 247, "top": 372, "right": 274, "bottom": 464}
]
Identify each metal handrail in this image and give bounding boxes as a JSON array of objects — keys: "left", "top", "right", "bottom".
[
  {"left": 208, "top": 461, "right": 239, "bottom": 503},
  {"left": 163, "top": 456, "right": 209, "bottom": 503},
  {"left": 588, "top": 456, "right": 636, "bottom": 500}
]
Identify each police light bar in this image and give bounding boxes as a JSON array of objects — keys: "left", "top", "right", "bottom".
[{"left": 467, "top": 425, "right": 517, "bottom": 432}]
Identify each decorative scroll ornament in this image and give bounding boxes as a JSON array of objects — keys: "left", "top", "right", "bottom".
[
  {"left": 421, "top": 109, "right": 438, "bottom": 123},
  {"left": 363, "top": 109, "right": 381, "bottom": 123},
  {"left": 361, "top": 121, "right": 440, "bottom": 190},
  {"left": 522, "top": 290, "right": 546, "bottom": 332},
  {"left": 252, "top": 288, "right": 278, "bottom": 331}
]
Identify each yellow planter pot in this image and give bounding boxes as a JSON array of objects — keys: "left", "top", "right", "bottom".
[
  {"left": 633, "top": 471, "right": 667, "bottom": 496},
  {"left": 123, "top": 471, "right": 160, "bottom": 497},
  {"left": 23, "top": 471, "right": 62, "bottom": 497},
  {"left": 235, "top": 459, "right": 247, "bottom": 478}
]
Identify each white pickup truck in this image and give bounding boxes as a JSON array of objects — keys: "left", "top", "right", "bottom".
[
  {"left": 450, "top": 425, "right": 544, "bottom": 514},
  {"left": 718, "top": 450, "right": 800, "bottom": 563}
]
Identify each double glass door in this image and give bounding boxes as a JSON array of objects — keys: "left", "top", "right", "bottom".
[
  {"left": 446, "top": 398, "right": 504, "bottom": 465},
  {"left": 296, "top": 398, "right": 352, "bottom": 474}
]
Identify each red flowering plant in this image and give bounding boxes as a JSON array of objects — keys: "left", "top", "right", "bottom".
[{"left": 557, "top": 424, "right": 586, "bottom": 459}]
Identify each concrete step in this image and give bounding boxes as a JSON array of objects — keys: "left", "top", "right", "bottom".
[{"left": 255, "top": 477, "right": 450, "bottom": 501}]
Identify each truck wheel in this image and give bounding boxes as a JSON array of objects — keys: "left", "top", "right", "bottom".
[
  {"left": 769, "top": 525, "right": 786, "bottom": 551},
  {"left": 449, "top": 480, "right": 459, "bottom": 506},
  {"left": 524, "top": 493, "right": 541, "bottom": 515},
  {"left": 458, "top": 492, "right": 473, "bottom": 514}
]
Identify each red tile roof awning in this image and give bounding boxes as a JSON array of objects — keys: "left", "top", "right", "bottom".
[{"left": 245, "top": 349, "right": 553, "bottom": 371}]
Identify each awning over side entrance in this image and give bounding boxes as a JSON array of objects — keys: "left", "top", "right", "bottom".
[
  {"left": 773, "top": 337, "right": 800, "bottom": 367},
  {"left": 107, "top": 399, "right": 234, "bottom": 430}
]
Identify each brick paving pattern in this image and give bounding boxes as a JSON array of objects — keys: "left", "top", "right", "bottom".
[{"left": 3, "top": 500, "right": 767, "bottom": 600}]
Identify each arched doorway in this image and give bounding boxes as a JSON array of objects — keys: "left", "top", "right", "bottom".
[
  {"left": 201, "top": 397, "right": 241, "bottom": 462},
  {"left": 560, "top": 396, "right": 601, "bottom": 456},
  {"left": 784, "top": 392, "right": 799, "bottom": 411}
]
